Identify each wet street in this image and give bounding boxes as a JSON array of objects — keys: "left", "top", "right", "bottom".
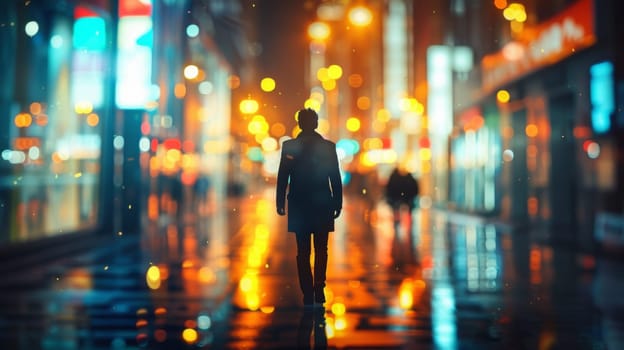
[{"left": 0, "top": 184, "right": 622, "bottom": 350}]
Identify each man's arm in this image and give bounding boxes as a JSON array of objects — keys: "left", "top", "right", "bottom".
[
  {"left": 328, "top": 143, "right": 342, "bottom": 218},
  {"left": 276, "top": 145, "right": 290, "bottom": 215}
]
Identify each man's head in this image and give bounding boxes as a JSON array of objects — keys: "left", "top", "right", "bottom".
[{"left": 297, "top": 108, "right": 318, "bottom": 131}]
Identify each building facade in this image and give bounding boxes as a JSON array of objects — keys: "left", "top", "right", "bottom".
[
  {"left": 0, "top": 0, "right": 247, "bottom": 246},
  {"left": 448, "top": 0, "right": 624, "bottom": 250}
]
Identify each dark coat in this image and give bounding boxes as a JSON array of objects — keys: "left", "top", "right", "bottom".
[
  {"left": 385, "top": 168, "right": 419, "bottom": 208},
  {"left": 276, "top": 131, "right": 342, "bottom": 233}
]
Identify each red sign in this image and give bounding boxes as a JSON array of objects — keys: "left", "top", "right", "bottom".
[
  {"left": 119, "top": 0, "right": 152, "bottom": 17},
  {"left": 481, "top": 0, "right": 595, "bottom": 92}
]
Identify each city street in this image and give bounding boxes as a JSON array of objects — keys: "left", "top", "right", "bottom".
[{"left": 0, "top": 185, "right": 621, "bottom": 349}]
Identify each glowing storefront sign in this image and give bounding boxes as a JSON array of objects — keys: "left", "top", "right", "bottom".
[
  {"left": 481, "top": 0, "right": 595, "bottom": 92},
  {"left": 72, "top": 12, "right": 106, "bottom": 108},
  {"left": 115, "top": 0, "right": 153, "bottom": 109},
  {"left": 427, "top": 45, "right": 453, "bottom": 136},
  {"left": 590, "top": 61, "right": 614, "bottom": 134}
]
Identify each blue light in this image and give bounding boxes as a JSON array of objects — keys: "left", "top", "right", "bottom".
[
  {"left": 341, "top": 171, "right": 351, "bottom": 185},
  {"left": 247, "top": 147, "right": 264, "bottom": 162},
  {"left": 590, "top": 61, "right": 614, "bottom": 134},
  {"left": 73, "top": 17, "right": 106, "bottom": 50},
  {"left": 336, "top": 138, "right": 360, "bottom": 156},
  {"left": 186, "top": 24, "right": 200, "bottom": 38}
]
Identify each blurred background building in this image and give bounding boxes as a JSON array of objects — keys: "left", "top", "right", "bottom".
[{"left": 1, "top": 0, "right": 623, "bottom": 255}]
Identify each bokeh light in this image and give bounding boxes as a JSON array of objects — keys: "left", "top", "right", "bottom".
[{"left": 260, "top": 77, "right": 276, "bottom": 92}]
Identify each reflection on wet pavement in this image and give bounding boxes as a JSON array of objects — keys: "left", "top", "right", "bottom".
[{"left": 0, "top": 185, "right": 621, "bottom": 349}]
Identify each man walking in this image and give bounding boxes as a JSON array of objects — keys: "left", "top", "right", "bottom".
[{"left": 276, "top": 108, "right": 342, "bottom": 307}]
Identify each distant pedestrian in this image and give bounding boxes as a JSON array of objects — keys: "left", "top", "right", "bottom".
[
  {"left": 385, "top": 165, "right": 419, "bottom": 219},
  {"left": 276, "top": 108, "right": 343, "bottom": 308}
]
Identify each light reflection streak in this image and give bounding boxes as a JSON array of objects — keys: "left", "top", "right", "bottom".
[
  {"left": 146, "top": 265, "right": 161, "bottom": 290},
  {"left": 431, "top": 285, "right": 457, "bottom": 350},
  {"left": 236, "top": 197, "right": 275, "bottom": 311},
  {"left": 430, "top": 213, "right": 457, "bottom": 349}
]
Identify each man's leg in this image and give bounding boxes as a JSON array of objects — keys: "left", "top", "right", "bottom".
[
  {"left": 313, "top": 231, "right": 329, "bottom": 304},
  {"left": 296, "top": 232, "right": 314, "bottom": 305}
]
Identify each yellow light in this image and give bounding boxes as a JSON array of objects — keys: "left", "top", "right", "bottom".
[
  {"left": 182, "top": 328, "right": 198, "bottom": 344},
  {"left": 363, "top": 137, "right": 383, "bottom": 150},
  {"left": 419, "top": 148, "right": 432, "bottom": 161},
  {"left": 304, "top": 98, "right": 322, "bottom": 111},
  {"left": 327, "top": 64, "right": 343, "bottom": 79},
  {"left": 254, "top": 133, "right": 268, "bottom": 144},
  {"left": 260, "top": 77, "right": 276, "bottom": 92},
  {"left": 260, "top": 306, "right": 275, "bottom": 314},
  {"left": 239, "top": 98, "right": 259, "bottom": 114},
  {"left": 326, "top": 317, "right": 336, "bottom": 338},
  {"left": 346, "top": 117, "right": 361, "bottom": 132},
  {"left": 331, "top": 302, "right": 346, "bottom": 316},
  {"left": 348, "top": 6, "right": 372, "bottom": 27},
  {"left": 308, "top": 21, "right": 330, "bottom": 41},
  {"left": 496, "top": 89, "right": 510, "bottom": 103},
  {"left": 376, "top": 108, "right": 391, "bottom": 122},
  {"left": 399, "top": 288, "right": 414, "bottom": 310},
  {"left": 503, "top": 3, "right": 526, "bottom": 22},
  {"left": 146, "top": 266, "right": 161, "bottom": 290},
  {"left": 74, "top": 101, "right": 93, "bottom": 114},
  {"left": 239, "top": 275, "right": 253, "bottom": 292},
  {"left": 14, "top": 113, "right": 32, "bottom": 128},
  {"left": 322, "top": 79, "right": 336, "bottom": 91},
  {"left": 248, "top": 251, "right": 262, "bottom": 267},
  {"left": 246, "top": 293, "right": 260, "bottom": 311},
  {"left": 421, "top": 160, "right": 431, "bottom": 174},
  {"left": 360, "top": 152, "right": 375, "bottom": 167},
  {"left": 321, "top": 79, "right": 336, "bottom": 91},
  {"left": 317, "top": 67, "right": 329, "bottom": 82},
  {"left": 414, "top": 100, "right": 425, "bottom": 114},
  {"left": 399, "top": 279, "right": 415, "bottom": 310},
  {"left": 503, "top": 6, "right": 515, "bottom": 21},
  {"left": 510, "top": 20, "right": 524, "bottom": 34},
  {"left": 248, "top": 120, "right": 261, "bottom": 134},
  {"left": 334, "top": 316, "right": 347, "bottom": 330},
  {"left": 247, "top": 115, "right": 269, "bottom": 135},
  {"left": 165, "top": 148, "right": 181, "bottom": 163}
]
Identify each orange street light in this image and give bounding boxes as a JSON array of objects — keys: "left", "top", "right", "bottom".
[
  {"left": 308, "top": 21, "right": 330, "bottom": 41},
  {"left": 348, "top": 6, "right": 372, "bottom": 27},
  {"left": 239, "top": 98, "right": 259, "bottom": 115}
]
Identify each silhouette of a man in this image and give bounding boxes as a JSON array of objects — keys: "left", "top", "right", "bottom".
[{"left": 276, "top": 108, "right": 342, "bottom": 307}]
